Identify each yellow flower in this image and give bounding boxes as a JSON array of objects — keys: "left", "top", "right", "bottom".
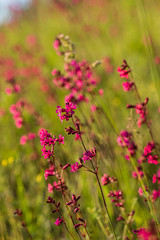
[
  {"left": 8, "top": 157, "right": 14, "bottom": 164},
  {"left": 2, "top": 160, "right": 7, "bottom": 167},
  {"left": 36, "top": 174, "right": 42, "bottom": 183}
]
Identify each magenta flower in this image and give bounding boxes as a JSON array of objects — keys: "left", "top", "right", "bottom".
[
  {"left": 138, "top": 188, "right": 143, "bottom": 196},
  {"left": 101, "top": 174, "right": 110, "bottom": 185},
  {"left": 58, "top": 135, "right": 65, "bottom": 144},
  {"left": 117, "top": 60, "right": 131, "bottom": 79},
  {"left": 44, "top": 167, "right": 55, "bottom": 180},
  {"left": 15, "top": 117, "right": 23, "bottom": 128},
  {"left": 122, "top": 81, "right": 133, "bottom": 91},
  {"left": 48, "top": 183, "right": 53, "bottom": 193},
  {"left": 152, "top": 169, "right": 160, "bottom": 184},
  {"left": 143, "top": 142, "right": 154, "bottom": 155},
  {"left": 127, "top": 98, "right": 149, "bottom": 128},
  {"left": 133, "top": 228, "right": 151, "bottom": 240},
  {"left": 56, "top": 102, "right": 76, "bottom": 123},
  {"left": 53, "top": 39, "right": 61, "bottom": 50},
  {"left": 55, "top": 217, "right": 63, "bottom": 226},
  {"left": 82, "top": 150, "right": 96, "bottom": 163},
  {"left": 71, "top": 162, "right": 82, "bottom": 172}
]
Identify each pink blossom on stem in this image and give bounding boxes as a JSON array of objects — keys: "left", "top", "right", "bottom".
[
  {"left": 48, "top": 183, "right": 53, "bottom": 193},
  {"left": 55, "top": 217, "right": 63, "bottom": 226},
  {"left": 15, "top": 117, "right": 23, "bottom": 128},
  {"left": 71, "top": 162, "right": 82, "bottom": 172},
  {"left": 20, "top": 135, "right": 28, "bottom": 145},
  {"left": 138, "top": 188, "right": 143, "bottom": 196},
  {"left": 44, "top": 167, "right": 55, "bottom": 180},
  {"left": 98, "top": 89, "right": 104, "bottom": 96},
  {"left": 28, "top": 133, "right": 36, "bottom": 140},
  {"left": 58, "top": 135, "right": 65, "bottom": 144},
  {"left": 122, "top": 81, "right": 133, "bottom": 91}
]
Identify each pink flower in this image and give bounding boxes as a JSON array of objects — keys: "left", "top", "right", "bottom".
[
  {"left": 55, "top": 217, "right": 63, "bottom": 226},
  {"left": 28, "top": 133, "right": 36, "bottom": 140},
  {"left": 15, "top": 117, "right": 23, "bottom": 128},
  {"left": 101, "top": 174, "right": 110, "bottom": 185},
  {"left": 138, "top": 188, "right": 143, "bottom": 196},
  {"left": 58, "top": 135, "right": 65, "bottom": 144},
  {"left": 90, "top": 104, "right": 97, "bottom": 112},
  {"left": 44, "top": 167, "right": 55, "bottom": 180},
  {"left": 9, "top": 104, "right": 17, "bottom": 114},
  {"left": 117, "top": 60, "right": 131, "bottom": 79},
  {"left": 51, "top": 69, "right": 57, "bottom": 75},
  {"left": 14, "top": 84, "right": 21, "bottom": 93},
  {"left": 20, "top": 135, "right": 28, "bottom": 145},
  {"left": 143, "top": 142, "right": 154, "bottom": 155},
  {"left": 71, "top": 162, "right": 82, "bottom": 172},
  {"left": 133, "top": 228, "right": 151, "bottom": 240},
  {"left": 99, "top": 89, "right": 104, "bottom": 96},
  {"left": 53, "top": 39, "right": 61, "bottom": 50},
  {"left": 122, "top": 81, "right": 133, "bottom": 91},
  {"left": 82, "top": 150, "right": 96, "bottom": 163},
  {"left": 48, "top": 183, "right": 53, "bottom": 193},
  {"left": 152, "top": 189, "right": 160, "bottom": 201},
  {"left": 152, "top": 169, "right": 160, "bottom": 184},
  {"left": 147, "top": 155, "right": 158, "bottom": 165},
  {"left": 5, "top": 87, "right": 13, "bottom": 95}
]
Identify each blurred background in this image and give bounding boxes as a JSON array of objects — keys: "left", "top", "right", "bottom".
[{"left": 1, "top": 0, "right": 160, "bottom": 239}]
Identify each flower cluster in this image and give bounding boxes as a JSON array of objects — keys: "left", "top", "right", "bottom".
[
  {"left": 46, "top": 197, "right": 64, "bottom": 226},
  {"left": 9, "top": 102, "right": 24, "bottom": 128},
  {"left": 39, "top": 129, "right": 64, "bottom": 159},
  {"left": 82, "top": 148, "right": 96, "bottom": 163},
  {"left": 52, "top": 59, "right": 98, "bottom": 104},
  {"left": 117, "top": 60, "right": 133, "bottom": 91},
  {"left": 101, "top": 174, "right": 117, "bottom": 185},
  {"left": 20, "top": 133, "right": 36, "bottom": 145},
  {"left": 127, "top": 98, "right": 149, "bottom": 127},
  {"left": 108, "top": 190, "right": 124, "bottom": 208},
  {"left": 138, "top": 141, "right": 159, "bottom": 165},
  {"left": 56, "top": 102, "right": 76, "bottom": 122},
  {"left": 117, "top": 130, "right": 137, "bottom": 160}
]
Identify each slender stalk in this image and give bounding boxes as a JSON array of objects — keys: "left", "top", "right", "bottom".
[
  {"left": 59, "top": 177, "right": 83, "bottom": 240},
  {"left": 76, "top": 129, "right": 117, "bottom": 240},
  {"left": 23, "top": 226, "right": 33, "bottom": 240}
]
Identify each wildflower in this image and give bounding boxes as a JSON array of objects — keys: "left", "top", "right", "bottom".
[
  {"left": 133, "top": 228, "right": 151, "bottom": 239},
  {"left": 82, "top": 150, "right": 96, "bottom": 163},
  {"left": 48, "top": 183, "right": 53, "bottom": 193},
  {"left": 71, "top": 162, "right": 82, "bottom": 172},
  {"left": 132, "top": 167, "right": 144, "bottom": 179},
  {"left": 152, "top": 169, "right": 160, "bottom": 184},
  {"left": 117, "top": 130, "right": 137, "bottom": 159},
  {"left": 152, "top": 189, "right": 160, "bottom": 201},
  {"left": 127, "top": 98, "right": 149, "bottom": 128},
  {"left": 20, "top": 135, "right": 28, "bottom": 145},
  {"left": 101, "top": 174, "right": 117, "bottom": 185},
  {"left": 58, "top": 135, "right": 65, "bottom": 144},
  {"left": 28, "top": 133, "right": 36, "bottom": 140},
  {"left": 108, "top": 190, "right": 124, "bottom": 208},
  {"left": 44, "top": 167, "right": 55, "bottom": 180},
  {"left": 90, "top": 104, "right": 97, "bottom": 112},
  {"left": 98, "top": 89, "right": 104, "bottom": 96},
  {"left": 138, "top": 188, "right": 143, "bottom": 196},
  {"left": 53, "top": 38, "right": 61, "bottom": 50},
  {"left": 117, "top": 60, "right": 131, "bottom": 79},
  {"left": 66, "top": 194, "right": 81, "bottom": 206},
  {"left": 15, "top": 117, "right": 23, "bottom": 128},
  {"left": 122, "top": 81, "right": 133, "bottom": 91},
  {"left": 55, "top": 217, "right": 63, "bottom": 226},
  {"left": 56, "top": 102, "right": 76, "bottom": 122}
]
